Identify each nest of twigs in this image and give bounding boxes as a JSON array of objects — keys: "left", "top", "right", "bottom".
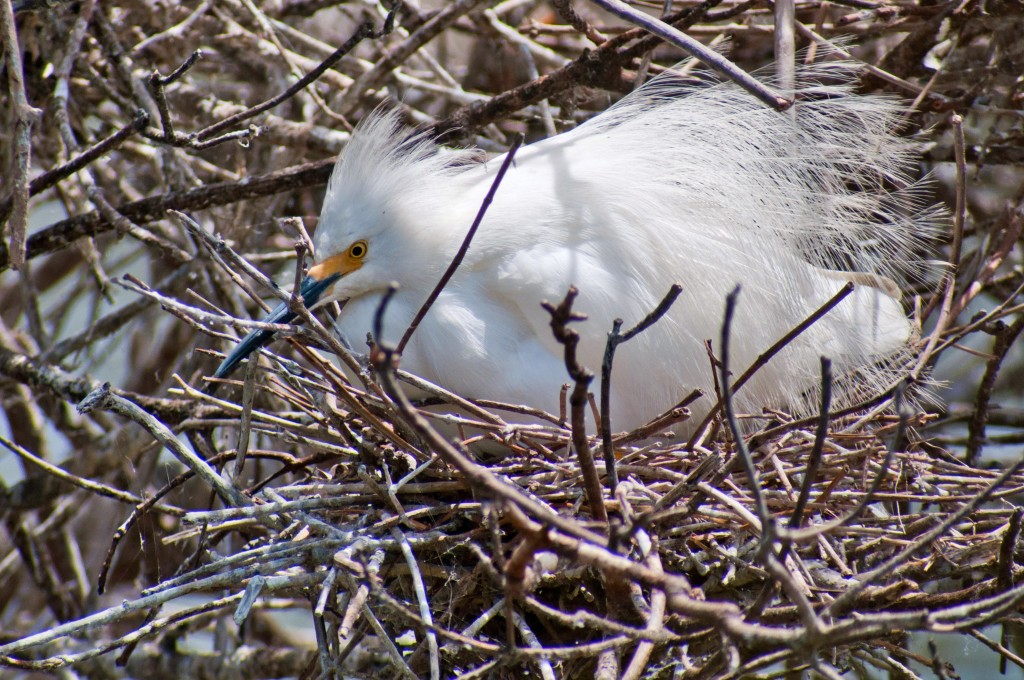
[
  {"left": 19, "top": 317, "right": 1024, "bottom": 679},
  {"left": 155, "top": 342, "right": 1024, "bottom": 678},
  {"left": 2, "top": 1, "right": 1024, "bottom": 679}
]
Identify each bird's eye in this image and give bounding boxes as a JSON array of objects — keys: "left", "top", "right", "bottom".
[{"left": 348, "top": 241, "right": 367, "bottom": 259}]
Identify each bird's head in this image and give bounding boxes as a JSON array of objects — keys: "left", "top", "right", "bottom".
[{"left": 211, "top": 108, "right": 478, "bottom": 382}]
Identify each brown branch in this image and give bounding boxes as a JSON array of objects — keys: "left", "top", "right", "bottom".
[
  {"left": 146, "top": 50, "right": 204, "bottom": 142},
  {"left": 542, "top": 288, "right": 607, "bottom": 524},
  {"left": 0, "top": 159, "right": 335, "bottom": 272},
  {"left": 0, "top": 0, "right": 42, "bottom": 270},
  {"left": 427, "top": 0, "right": 736, "bottom": 140},
  {"left": 195, "top": 16, "right": 388, "bottom": 142},
  {"left": 823, "top": 448, "right": 1024, "bottom": 617},
  {"left": 551, "top": 0, "right": 607, "bottom": 44},
  {"left": 718, "top": 286, "right": 772, "bottom": 539},
  {"left": 337, "top": 0, "right": 485, "bottom": 115},
  {"left": 998, "top": 507, "right": 1023, "bottom": 591},
  {"left": 591, "top": 0, "right": 788, "bottom": 110},
  {"left": 0, "top": 344, "right": 214, "bottom": 424},
  {"left": 966, "top": 315, "right": 1024, "bottom": 464},
  {"left": 0, "top": 112, "right": 149, "bottom": 226}
]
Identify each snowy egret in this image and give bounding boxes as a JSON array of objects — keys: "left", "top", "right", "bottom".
[{"left": 214, "top": 61, "right": 933, "bottom": 433}]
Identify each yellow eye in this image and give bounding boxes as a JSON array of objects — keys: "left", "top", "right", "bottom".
[{"left": 348, "top": 240, "right": 368, "bottom": 259}]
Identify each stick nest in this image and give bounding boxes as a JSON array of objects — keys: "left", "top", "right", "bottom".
[{"left": 156, "top": 347, "right": 1024, "bottom": 679}]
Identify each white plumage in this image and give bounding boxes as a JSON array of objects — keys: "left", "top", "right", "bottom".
[{"left": 226, "top": 61, "right": 936, "bottom": 434}]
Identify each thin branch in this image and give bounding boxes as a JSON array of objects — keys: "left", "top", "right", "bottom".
[
  {"left": 542, "top": 288, "right": 607, "bottom": 524},
  {"left": 393, "top": 528, "right": 440, "bottom": 680},
  {"left": 195, "top": 17, "right": 386, "bottom": 142},
  {"left": 551, "top": 0, "right": 607, "bottom": 44},
  {"left": 0, "top": 433, "right": 184, "bottom": 514},
  {"left": 0, "top": 112, "right": 149, "bottom": 224},
  {"left": 338, "top": 0, "right": 485, "bottom": 114},
  {"left": 590, "top": 0, "right": 789, "bottom": 110},
  {"left": 147, "top": 50, "right": 204, "bottom": 141},
  {"left": 773, "top": 0, "right": 796, "bottom": 95},
  {"left": 0, "top": 0, "right": 42, "bottom": 269},
  {"left": 790, "top": 357, "right": 832, "bottom": 532},
  {"left": 0, "top": 159, "right": 335, "bottom": 272},
  {"left": 397, "top": 133, "right": 524, "bottom": 354},
  {"left": 746, "top": 357, "right": 832, "bottom": 618},
  {"left": 998, "top": 507, "right": 1024, "bottom": 591},
  {"left": 719, "top": 286, "right": 771, "bottom": 530},
  {"left": 76, "top": 383, "right": 251, "bottom": 509},
  {"left": 601, "top": 284, "right": 682, "bottom": 490},
  {"left": 688, "top": 282, "right": 854, "bottom": 448},
  {"left": 966, "top": 315, "right": 1024, "bottom": 463}
]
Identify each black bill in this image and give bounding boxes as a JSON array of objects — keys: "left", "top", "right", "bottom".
[{"left": 212, "top": 273, "right": 340, "bottom": 380}]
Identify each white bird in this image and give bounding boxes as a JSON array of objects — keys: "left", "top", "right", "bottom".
[{"left": 214, "top": 61, "right": 933, "bottom": 434}]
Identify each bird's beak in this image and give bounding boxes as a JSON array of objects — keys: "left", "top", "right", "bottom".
[{"left": 211, "top": 271, "right": 341, "bottom": 381}]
